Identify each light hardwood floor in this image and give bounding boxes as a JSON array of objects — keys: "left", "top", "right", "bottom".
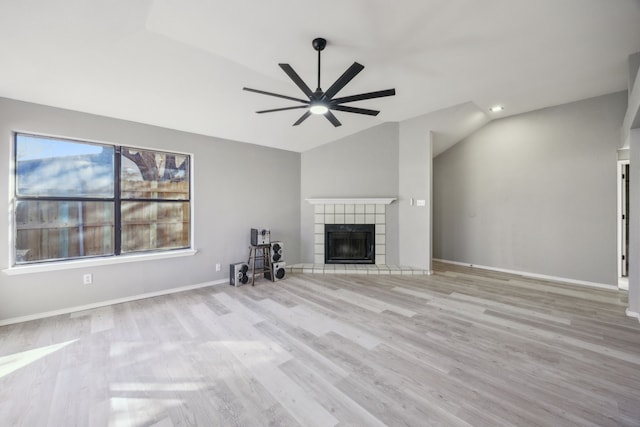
[{"left": 1, "top": 262, "right": 640, "bottom": 426}]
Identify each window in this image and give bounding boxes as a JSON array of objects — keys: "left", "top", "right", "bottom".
[
  {"left": 119, "top": 147, "right": 190, "bottom": 253},
  {"left": 13, "top": 133, "right": 191, "bottom": 265}
]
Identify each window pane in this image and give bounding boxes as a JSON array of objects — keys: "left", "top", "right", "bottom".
[
  {"left": 121, "top": 148, "right": 189, "bottom": 200},
  {"left": 16, "top": 134, "right": 114, "bottom": 198},
  {"left": 121, "top": 201, "right": 190, "bottom": 253},
  {"left": 15, "top": 200, "right": 114, "bottom": 264}
]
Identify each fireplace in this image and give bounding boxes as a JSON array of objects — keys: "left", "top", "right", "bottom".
[
  {"left": 325, "top": 224, "right": 375, "bottom": 264},
  {"left": 307, "top": 198, "right": 395, "bottom": 265}
]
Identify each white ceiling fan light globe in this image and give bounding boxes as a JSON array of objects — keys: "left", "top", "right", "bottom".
[{"left": 309, "top": 104, "right": 329, "bottom": 115}]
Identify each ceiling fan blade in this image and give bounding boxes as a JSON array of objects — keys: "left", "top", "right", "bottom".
[
  {"left": 332, "top": 89, "right": 396, "bottom": 105},
  {"left": 257, "top": 105, "right": 309, "bottom": 114},
  {"left": 332, "top": 105, "right": 380, "bottom": 116},
  {"left": 324, "top": 110, "right": 342, "bottom": 127},
  {"left": 279, "top": 64, "right": 314, "bottom": 99},
  {"left": 293, "top": 111, "right": 312, "bottom": 126},
  {"left": 322, "top": 62, "right": 365, "bottom": 101},
  {"left": 243, "top": 87, "right": 308, "bottom": 104}
]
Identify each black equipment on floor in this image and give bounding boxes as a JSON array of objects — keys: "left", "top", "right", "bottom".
[
  {"left": 265, "top": 261, "right": 286, "bottom": 281},
  {"left": 229, "top": 262, "right": 249, "bottom": 287}
]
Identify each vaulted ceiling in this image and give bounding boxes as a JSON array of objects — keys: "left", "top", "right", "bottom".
[{"left": 1, "top": 0, "right": 639, "bottom": 152}]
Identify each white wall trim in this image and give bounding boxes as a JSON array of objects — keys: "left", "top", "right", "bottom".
[
  {"left": 619, "top": 277, "right": 629, "bottom": 291},
  {"left": 626, "top": 309, "right": 639, "bottom": 321},
  {"left": 434, "top": 258, "right": 618, "bottom": 290},
  {"left": 3, "top": 249, "right": 198, "bottom": 276},
  {"left": 306, "top": 197, "right": 396, "bottom": 205},
  {"left": 0, "top": 278, "right": 227, "bottom": 326}
]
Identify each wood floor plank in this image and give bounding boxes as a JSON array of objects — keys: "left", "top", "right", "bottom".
[
  {"left": 279, "top": 358, "right": 388, "bottom": 427},
  {"left": 1, "top": 263, "right": 639, "bottom": 426},
  {"left": 203, "top": 310, "right": 337, "bottom": 427},
  {"left": 301, "top": 280, "right": 417, "bottom": 317}
]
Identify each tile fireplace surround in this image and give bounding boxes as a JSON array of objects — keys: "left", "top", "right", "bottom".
[{"left": 287, "top": 198, "right": 430, "bottom": 276}]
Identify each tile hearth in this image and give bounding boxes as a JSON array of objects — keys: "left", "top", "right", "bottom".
[{"left": 285, "top": 263, "right": 430, "bottom": 275}]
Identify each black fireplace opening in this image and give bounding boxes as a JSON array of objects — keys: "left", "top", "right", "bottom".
[{"left": 325, "top": 224, "right": 375, "bottom": 264}]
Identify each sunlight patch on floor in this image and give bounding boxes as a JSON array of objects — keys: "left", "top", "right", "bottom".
[
  {"left": 0, "top": 339, "right": 78, "bottom": 379},
  {"left": 109, "top": 397, "right": 182, "bottom": 427},
  {"left": 110, "top": 382, "right": 207, "bottom": 392}
]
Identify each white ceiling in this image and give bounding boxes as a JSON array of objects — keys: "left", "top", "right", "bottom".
[{"left": 1, "top": 0, "right": 639, "bottom": 153}]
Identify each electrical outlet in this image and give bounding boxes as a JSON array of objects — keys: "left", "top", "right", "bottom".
[
  {"left": 215, "top": 263, "right": 221, "bottom": 272},
  {"left": 83, "top": 273, "right": 93, "bottom": 285}
]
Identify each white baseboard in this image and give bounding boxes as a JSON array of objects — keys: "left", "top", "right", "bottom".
[
  {"left": 626, "top": 309, "right": 640, "bottom": 321},
  {"left": 618, "top": 276, "right": 629, "bottom": 291},
  {"left": 0, "top": 278, "right": 228, "bottom": 327},
  {"left": 433, "top": 259, "right": 617, "bottom": 290}
]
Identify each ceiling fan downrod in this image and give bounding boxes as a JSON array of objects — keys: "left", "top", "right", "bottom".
[{"left": 312, "top": 37, "right": 326, "bottom": 93}]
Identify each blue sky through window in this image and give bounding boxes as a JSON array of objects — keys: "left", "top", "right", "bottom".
[
  {"left": 17, "top": 134, "right": 104, "bottom": 161},
  {"left": 16, "top": 134, "right": 115, "bottom": 197}
]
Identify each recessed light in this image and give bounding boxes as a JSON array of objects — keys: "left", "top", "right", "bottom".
[{"left": 490, "top": 105, "right": 504, "bottom": 113}]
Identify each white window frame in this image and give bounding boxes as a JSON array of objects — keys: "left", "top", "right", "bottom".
[{"left": 4, "top": 131, "right": 197, "bottom": 275}]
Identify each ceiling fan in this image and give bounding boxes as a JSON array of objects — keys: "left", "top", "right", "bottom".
[{"left": 243, "top": 38, "right": 396, "bottom": 127}]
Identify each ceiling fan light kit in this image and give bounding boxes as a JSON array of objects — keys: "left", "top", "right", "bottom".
[
  {"left": 243, "top": 37, "right": 396, "bottom": 127},
  {"left": 309, "top": 103, "right": 329, "bottom": 115}
]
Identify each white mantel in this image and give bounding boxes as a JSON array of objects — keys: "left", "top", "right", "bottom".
[{"left": 306, "top": 197, "right": 397, "bottom": 205}]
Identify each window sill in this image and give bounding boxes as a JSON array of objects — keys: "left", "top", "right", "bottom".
[{"left": 2, "top": 249, "right": 198, "bottom": 276}]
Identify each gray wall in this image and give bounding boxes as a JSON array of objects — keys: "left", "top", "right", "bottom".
[
  {"left": 300, "top": 123, "right": 400, "bottom": 264},
  {"left": 397, "top": 102, "right": 489, "bottom": 271},
  {"left": 398, "top": 119, "right": 433, "bottom": 270},
  {"left": 0, "top": 97, "right": 300, "bottom": 322},
  {"left": 625, "top": 52, "right": 640, "bottom": 317},
  {"left": 629, "top": 52, "right": 640, "bottom": 95},
  {"left": 433, "top": 92, "right": 627, "bottom": 285}
]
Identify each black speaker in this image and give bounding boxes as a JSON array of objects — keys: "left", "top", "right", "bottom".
[
  {"left": 230, "top": 262, "right": 249, "bottom": 286},
  {"left": 251, "top": 228, "right": 270, "bottom": 245},
  {"left": 265, "top": 261, "right": 286, "bottom": 281},
  {"left": 270, "top": 241, "right": 283, "bottom": 263}
]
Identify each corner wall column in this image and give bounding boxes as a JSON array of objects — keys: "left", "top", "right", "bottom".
[
  {"left": 398, "top": 121, "right": 433, "bottom": 271},
  {"left": 629, "top": 128, "right": 640, "bottom": 318}
]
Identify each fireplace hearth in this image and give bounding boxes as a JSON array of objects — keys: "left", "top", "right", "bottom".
[{"left": 325, "top": 224, "right": 375, "bottom": 264}]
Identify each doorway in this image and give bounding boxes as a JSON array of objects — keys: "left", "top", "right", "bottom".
[{"left": 618, "top": 160, "right": 629, "bottom": 290}]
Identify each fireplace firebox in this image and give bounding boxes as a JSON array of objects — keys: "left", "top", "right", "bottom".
[{"left": 325, "top": 224, "right": 375, "bottom": 264}]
